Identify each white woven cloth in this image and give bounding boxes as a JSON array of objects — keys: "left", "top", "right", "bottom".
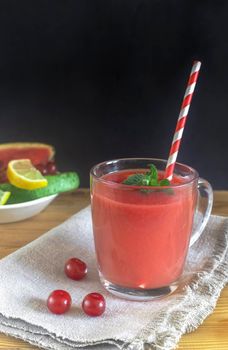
[{"left": 0, "top": 206, "right": 227, "bottom": 350}]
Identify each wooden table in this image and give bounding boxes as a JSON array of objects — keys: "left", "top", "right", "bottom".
[{"left": 0, "top": 189, "right": 227, "bottom": 350}]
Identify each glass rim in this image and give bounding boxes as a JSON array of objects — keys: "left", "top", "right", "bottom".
[{"left": 90, "top": 157, "right": 199, "bottom": 189}]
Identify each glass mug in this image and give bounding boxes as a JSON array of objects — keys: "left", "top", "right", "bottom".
[{"left": 90, "top": 158, "right": 213, "bottom": 301}]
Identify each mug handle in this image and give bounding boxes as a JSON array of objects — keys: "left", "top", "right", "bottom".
[{"left": 190, "top": 178, "right": 213, "bottom": 247}]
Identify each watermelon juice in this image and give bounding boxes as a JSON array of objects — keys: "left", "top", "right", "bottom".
[{"left": 91, "top": 163, "right": 198, "bottom": 293}]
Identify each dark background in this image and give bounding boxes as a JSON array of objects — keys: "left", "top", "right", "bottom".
[{"left": 0, "top": 0, "right": 227, "bottom": 188}]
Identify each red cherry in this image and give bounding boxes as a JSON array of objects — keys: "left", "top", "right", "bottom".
[
  {"left": 65, "top": 258, "right": 87, "bottom": 280},
  {"left": 36, "top": 163, "right": 48, "bottom": 175},
  {"left": 47, "top": 290, "right": 72, "bottom": 314},
  {"left": 47, "top": 161, "right": 57, "bottom": 175},
  {"left": 82, "top": 293, "right": 106, "bottom": 317}
]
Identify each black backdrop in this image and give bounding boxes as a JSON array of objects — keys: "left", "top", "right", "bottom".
[{"left": 0, "top": 0, "right": 227, "bottom": 188}]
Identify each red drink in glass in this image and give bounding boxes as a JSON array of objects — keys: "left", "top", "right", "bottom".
[{"left": 90, "top": 159, "right": 212, "bottom": 300}]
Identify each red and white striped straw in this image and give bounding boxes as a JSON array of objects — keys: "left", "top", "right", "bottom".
[{"left": 164, "top": 60, "right": 201, "bottom": 181}]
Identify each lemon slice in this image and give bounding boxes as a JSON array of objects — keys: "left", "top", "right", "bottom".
[
  {"left": 0, "top": 190, "right": 11, "bottom": 205},
  {"left": 7, "top": 159, "right": 48, "bottom": 190}
]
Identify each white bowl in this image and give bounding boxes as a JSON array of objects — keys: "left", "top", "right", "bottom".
[{"left": 0, "top": 194, "right": 58, "bottom": 223}]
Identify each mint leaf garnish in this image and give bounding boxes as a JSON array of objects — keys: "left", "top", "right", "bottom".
[
  {"left": 159, "top": 179, "right": 171, "bottom": 186},
  {"left": 122, "top": 164, "right": 171, "bottom": 189},
  {"left": 123, "top": 173, "right": 145, "bottom": 186},
  {"left": 147, "top": 164, "right": 158, "bottom": 184}
]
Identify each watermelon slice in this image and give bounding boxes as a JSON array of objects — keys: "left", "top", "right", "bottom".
[{"left": 0, "top": 143, "right": 55, "bottom": 169}]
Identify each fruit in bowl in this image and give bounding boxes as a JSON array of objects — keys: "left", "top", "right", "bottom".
[
  {"left": 0, "top": 143, "right": 79, "bottom": 222},
  {"left": 0, "top": 142, "right": 56, "bottom": 182}
]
